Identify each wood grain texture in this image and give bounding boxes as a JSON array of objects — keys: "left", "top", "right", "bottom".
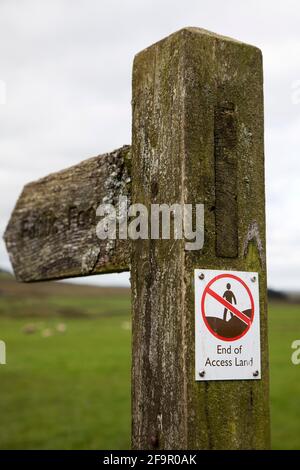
[
  {"left": 4, "top": 146, "right": 131, "bottom": 282},
  {"left": 131, "top": 28, "right": 269, "bottom": 450},
  {"left": 214, "top": 102, "right": 238, "bottom": 257}
]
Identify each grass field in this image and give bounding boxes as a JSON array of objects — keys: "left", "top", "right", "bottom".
[{"left": 0, "top": 272, "right": 299, "bottom": 449}]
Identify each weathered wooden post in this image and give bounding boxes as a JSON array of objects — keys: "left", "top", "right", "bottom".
[
  {"left": 131, "top": 28, "right": 269, "bottom": 449},
  {"left": 4, "top": 27, "right": 269, "bottom": 450}
]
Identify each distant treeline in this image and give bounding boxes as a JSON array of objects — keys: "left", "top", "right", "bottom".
[
  {"left": 268, "top": 289, "right": 287, "bottom": 301},
  {"left": 268, "top": 288, "right": 300, "bottom": 303}
]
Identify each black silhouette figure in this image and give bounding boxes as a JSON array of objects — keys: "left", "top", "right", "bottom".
[{"left": 223, "top": 283, "right": 237, "bottom": 321}]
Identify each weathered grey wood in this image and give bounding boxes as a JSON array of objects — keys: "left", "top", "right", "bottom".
[
  {"left": 4, "top": 146, "right": 131, "bottom": 282},
  {"left": 131, "top": 28, "right": 269, "bottom": 449}
]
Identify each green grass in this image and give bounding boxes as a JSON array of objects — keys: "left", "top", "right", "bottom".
[
  {"left": 0, "top": 274, "right": 300, "bottom": 449},
  {"left": 0, "top": 316, "right": 131, "bottom": 449},
  {"left": 269, "top": 302, "right": 300, "bottom": 449}
]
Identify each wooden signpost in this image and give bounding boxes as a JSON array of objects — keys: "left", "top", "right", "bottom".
[{"left": 4, "top": 28, "right": 270, "bottom": 450}]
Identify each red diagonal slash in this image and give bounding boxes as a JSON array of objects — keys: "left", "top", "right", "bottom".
[{"left": 206, "top": 287, "right": 252, "bottom": 326}]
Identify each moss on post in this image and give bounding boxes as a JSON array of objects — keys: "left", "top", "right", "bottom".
[{"left": 131, "top": 28, "right": 269, "bottom": 450}]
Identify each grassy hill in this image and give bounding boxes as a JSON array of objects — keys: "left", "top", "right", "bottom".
[
  {"left": 0, "top": 271, "right": 130, "bottom": 318},
  {"left": 0, "top": 272, "right": 300, "bottom": 449}
]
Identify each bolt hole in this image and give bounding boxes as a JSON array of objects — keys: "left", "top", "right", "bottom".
[{"left": 150, "top": 435, "right": 159, "bottom": 448}]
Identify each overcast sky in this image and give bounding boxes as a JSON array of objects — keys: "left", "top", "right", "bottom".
[{"left": 0, "top": 0, "right": 299, "bottom": 290}]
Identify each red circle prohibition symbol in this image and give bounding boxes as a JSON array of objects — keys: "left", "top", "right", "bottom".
[{"left": 201, "top": 273, "right": 255, "bottom": 342}]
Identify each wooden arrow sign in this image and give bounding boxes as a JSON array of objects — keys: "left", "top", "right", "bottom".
[{"left": 4, "top": 145, "right": 131, "bottom": 282}]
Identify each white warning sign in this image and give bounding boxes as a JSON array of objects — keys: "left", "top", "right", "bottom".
[{"left": 195, "top": 269, "right": 261, "bottom": 381}]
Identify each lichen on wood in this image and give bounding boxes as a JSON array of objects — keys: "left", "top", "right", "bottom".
[
  {"left": 4, "top": 146, "right": 131, "bottom": 282},
  {"left": 131, "top": 27, "right": 269, "bottom": 450}
]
